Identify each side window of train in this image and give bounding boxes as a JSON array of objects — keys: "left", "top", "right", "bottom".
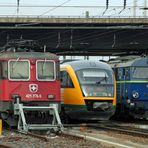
[
  {"left": 125, "top": 68, "right": 130, "bottom": 80},
  {"left": 117, "top": 69, "right": 122, "bottom": 80},
  {"left": 0, "top": 61, "right": 8, "bottom": 79},
  {"left": 123, "top": 68, "right": 125, "bottom": 78},
  {"left": 122, "top": 68, "right": 130, "bottom": 80},
  {"left": 60, "top": 71, "right": 74, "bottom": 88}
]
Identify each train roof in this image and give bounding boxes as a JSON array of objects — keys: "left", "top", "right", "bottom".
[
  {"left": 61, "top": 60, "right": 112, "bottom": 71},
  {"left": 109, "top": 56, "right": 148, "bottom": 67},
  {"left": 0, "top": 52, "right": 58, "bottom": 60}
]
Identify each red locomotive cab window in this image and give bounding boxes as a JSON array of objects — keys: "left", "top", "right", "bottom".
[
  {"left": 36, "top": 60, "right": 56, "bottom": 81},
  {"left": 8, "top": 60, "right": 30, "bottom": 81}
]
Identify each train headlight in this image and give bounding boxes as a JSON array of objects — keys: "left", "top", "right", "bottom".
[
  {"left": 127, "top": 99, "right": 130, "bottom": 103},
  {"left": 132, "top": 90, "right": 139, "bottom": 99},
  {"left": 48, "top": 94, "right": 55, "bottom": 99},
  {"left": 130, "top": 102, "right": 135, "bottom": 108},
  {"left": 130, "top": 102, "right": 135, "bottom": 106}
]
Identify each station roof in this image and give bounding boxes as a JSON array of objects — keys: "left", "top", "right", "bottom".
[{"left": 0, "top": 17, "right": 148, "bottom": 56}]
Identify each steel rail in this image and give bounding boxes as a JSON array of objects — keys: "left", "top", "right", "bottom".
[
  {"left": 63, "top": 123, "right": 148, "bottom": 138},
  {"left": 0, "top": 144, "right": 12, "bottom": 148},
  {"left": 88, "top": 124, "right": 148, "bottom": 138},
  {"left": 26, "top": 131, "right": 49, "bottom": 142}
]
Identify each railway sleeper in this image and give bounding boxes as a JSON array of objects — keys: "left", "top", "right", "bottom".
[{"left": 13, "top": 97, "right": 63, "bottom": 133}]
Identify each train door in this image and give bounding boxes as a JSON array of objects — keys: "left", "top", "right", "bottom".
[{"left": 116, "top": 67, "right": 130, "bottom": 116}]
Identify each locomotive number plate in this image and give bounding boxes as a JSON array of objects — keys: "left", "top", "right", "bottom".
[{"left": 26, "top": 94, "right": 42, "bottom": 99}]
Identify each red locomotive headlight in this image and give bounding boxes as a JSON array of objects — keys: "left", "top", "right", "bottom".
[{"left": 47, "top": 94, "right": 55, "bottom": 99}]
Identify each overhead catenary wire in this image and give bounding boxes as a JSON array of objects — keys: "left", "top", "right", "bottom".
[
  {"left": 0, "top": 1, "right": 145, "bottom": 37},
  {"left": 0, "top": 0, "right": 146, "bottom": 53},
  {"left": 1, "top": 30, "right": 147, "bottom": 56},
  {"left": 98, "top": 0, "right": 142, "bottom": 17},
  {"left": 61, "top": 30, "right": 122, "bottom": 48},
  {"left": 0, "top": 1, "right": 144, "bottom": 18},
  {"left": 18, "top": 24, "right": 148, "bottom": 55},
  {"left": 27, "top": 27, "right": 120, "bottom": 52},
  {"left": 35, "top": 29, "right": 125, "bottom": 50},
  {"left": 0, "top": 5, "right": 141, "bottom": 8},
  {"left": 0, "top": 1, "right": 143, "bottom": 17},
  {"left": 38, "top": 0, "right": 72, "bottom": 17},
  {"left": 22, "top": 0, "right": 148, "bottom": 51},
  {"left": 18, "top": 0, "right": 148, "bottom": 46},
  {"left": 38, "top": 26, "right": 148, "bottom": 51}
]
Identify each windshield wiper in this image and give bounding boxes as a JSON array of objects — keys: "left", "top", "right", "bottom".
[
  {"left": 11, "top": 57, "right": 20, "bottom": 73},
  {"left": 42, "top": 58, "right": 47, "bottom": 75}
]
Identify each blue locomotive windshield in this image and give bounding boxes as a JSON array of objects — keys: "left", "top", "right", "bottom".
[
  {"left": 76, "top": 68, "right": 114, "bottom": 97},
  {"left": 131, "top": 67, "right": 148, "bottom": 79}
]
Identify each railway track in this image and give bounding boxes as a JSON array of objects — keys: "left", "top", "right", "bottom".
[
  {"left": 62, "top": 122, "right": 148, "bottom": 148},
  {"left": 0, "top": 144, "right": 12, "bottom": 148},
  {"left": 0, "top": 130, "right": 105, "bottom": 148},
  {"left": 63, "top": 122, "right": 148, "bottom": 138},
  {"left": 89, "top": 124, "right": 148, "bottom": 138},
  {"left": 0, "top": 122, "right": 148, "bottom": 148}
]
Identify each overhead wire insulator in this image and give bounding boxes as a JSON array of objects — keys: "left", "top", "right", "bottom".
[
  {"left": 17, "top": 0, "right": 20, "bottom": 13},
  {"left": 102, "top": 0, "right": 109, "bottom": 16},
  {"left": 119, "top": 0, "right": 126, "bottom": 14},
  {"left": 106, "top": 0, "right": 109, "bottom": 9},
  {"left": 124, "top": 0, "right": 126, "bottom": 9}
]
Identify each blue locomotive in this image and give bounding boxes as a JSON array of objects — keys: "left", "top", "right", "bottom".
[{"left": 109, "top": 56, "right": 148, "bottom": 119}]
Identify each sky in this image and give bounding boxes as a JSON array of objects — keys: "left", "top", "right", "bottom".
[{"left": 0, "top": 0, "right": 147, "bottom": 17}]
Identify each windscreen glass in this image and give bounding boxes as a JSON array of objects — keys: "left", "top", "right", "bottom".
[
  {"left": 131, "top": 67, "right": 148, "bottom": 79},
  {"left": 76, "top": 68, "right": 114, "bottom": 97},
  {"left": 37, "top": 60, "right": 55, "bottom": 80},
  {"left": 9, "top": 60, "right": 29, "bottom": 80}
]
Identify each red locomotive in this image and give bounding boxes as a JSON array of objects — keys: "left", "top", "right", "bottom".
[{"left": 0, "top": 39, "right": 62, "bottom": 132}]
